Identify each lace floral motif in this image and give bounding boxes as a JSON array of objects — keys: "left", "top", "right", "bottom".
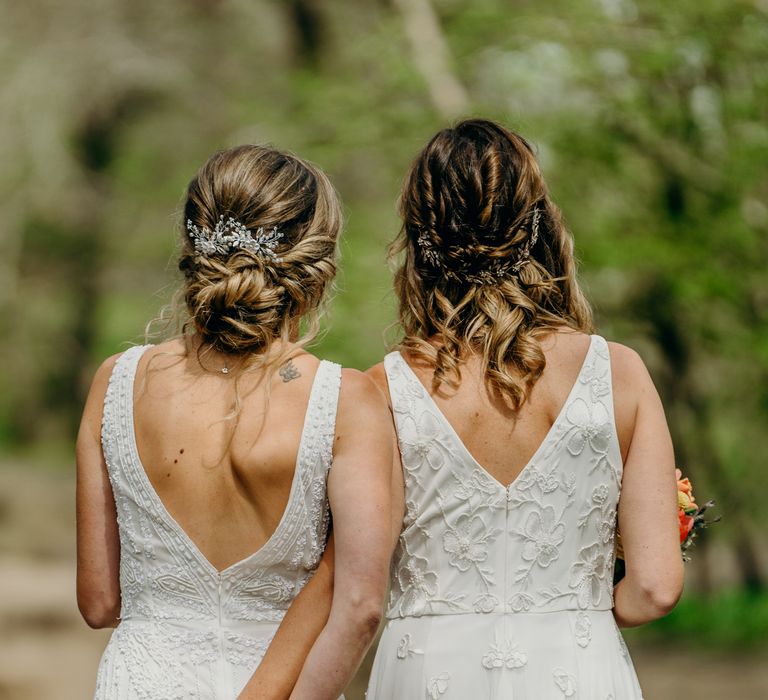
[
  {"left": 427, "top": 672, "right": 451, "bottom": 698},
  {"left": 569, "top": 543, "right": 609, "bottom": 608},
  {"left": 443, "top": 514, "right": 499, "bottom": 572},
  {"left": 574, "top": 612, "right": 592, "bottom": 648},
  {"left": 481, "top": 640, "right": 528, "bottom": 670},
  {"left": 580, "top": 353, "right": 611, "bottom": 401},
  {"left": 473, "top": 593, "right": 499, "bottom": 613},
  {"left": 394, "top": 555, "right": 440, "bottom": 616},
  {"left": 508, "top": 592, "right": 535, "bottom": 612},
  {"left": 453, "top": 468, "right": 501, "bottom": 501},
  {"left": 521, "top": 505, "right": 566, "bottom": 568},
  {"left": 553, "top": 667, "right": 578, "bottom": 697},
  {"left": 565, "top": 398, "right": 612, "bottom": 456},
  {"left": 396, "top": 633, "right": 424, "bottom": 659},
  {"left": 517, "top": 467, "right": 561, "bottom": 494},
  {"left": 399, "top": 411, "right": 452, "bottom": 472},
  {"left": 578, "top": 484, "right": 617, "bottom": 548}
]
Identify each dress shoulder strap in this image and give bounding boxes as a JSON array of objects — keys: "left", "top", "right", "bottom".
[
  {"left": 101, "top": 344, "right": 153, "bottom": 482},
  {"left": 382, "top": 350, "right": 411, "bottom": 415},
  {"left": 578, "top": 335, "right": 623, "bottom": 478},
  {"left": 578, "top": 335, "right": 615, "bottom": 414},
  {"left": 297, "top": 359, "right": 342, "bottom": 474}
]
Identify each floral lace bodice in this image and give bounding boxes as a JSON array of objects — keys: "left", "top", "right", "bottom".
[
  {"left": 384, "top": 335, "right": 622, "bottom": 619},
  {"left": 95, "top": 345, "right": 341, "bottom": 698}
]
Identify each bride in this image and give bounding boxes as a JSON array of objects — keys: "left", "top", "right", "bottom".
[
  {"left": 76, "top": 144, "right": 394, "bottom": 699},
  {"left": 257, "top": 119, "right": 685, "bottom": 698},
  {"left": 365, "top": 119, "right": 685, "bottom": 698}
]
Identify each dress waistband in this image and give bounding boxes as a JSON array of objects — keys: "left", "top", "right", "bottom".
[
  {"left": 118, "top": 616, "right": 282, "bottom": 635},
  {"left": 387, "top": 601, "right": 614, "bottom": 620}
]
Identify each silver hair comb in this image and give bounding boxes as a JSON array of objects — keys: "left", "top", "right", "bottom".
[
  {"left": 186, "top": 216, "right": 283, "bottom": 261},
  {"left": 417, "top": 206, "right": 541, "bottom": 285}
]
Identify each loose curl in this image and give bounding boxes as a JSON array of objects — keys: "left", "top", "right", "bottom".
[
  {"left": 174, "top": 144, "right": 341, "bottom": 373},
  {"left": 393, "top": 119, "right": 593, "bottom": 410}
]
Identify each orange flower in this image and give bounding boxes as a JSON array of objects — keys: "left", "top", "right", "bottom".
[
  {"left": 676, "top": 469, "right": 698, "bottom": 515},
  {"left": 678, "top": 509, "right": 695, "bottom": 543}
]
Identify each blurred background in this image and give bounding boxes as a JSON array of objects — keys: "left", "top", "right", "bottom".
[{"left": 1, "top": 0, "right": 767, "bottom": 697}]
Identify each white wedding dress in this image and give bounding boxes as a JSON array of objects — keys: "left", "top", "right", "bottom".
[
  {"left": 367, "top": 335, "right": 643, "bottom": 699},
  {"left": 94, "top": 345, "right": 342, "bottom": 699}
]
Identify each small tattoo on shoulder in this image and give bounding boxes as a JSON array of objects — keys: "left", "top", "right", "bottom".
[{"left": 279, "top": 359, "right": 301, "bottom": 383}]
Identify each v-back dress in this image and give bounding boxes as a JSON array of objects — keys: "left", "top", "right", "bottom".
[
  {"left": 94, "top": 345, "right": 342, "bottom": 699},
  {"left": 367, "top": 335, "right": 643, "bottom": 699}
]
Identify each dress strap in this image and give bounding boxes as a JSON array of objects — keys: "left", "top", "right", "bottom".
[
  {"left": 297, "top": 359, "right": 342, "bottom": 474},
  {"left": 101, "top": 344, "right": 153, "bottom": 485},
  {"left": 581, "top": 335, "right": 623, "bottom": 479},
  {"left": 382, "top": 351, "right": 408, "bottom": 416},
  {"left": 579, "top": 335, "right": 614, "bottom": 414},
  {"left": 280, "top": 359, "right": 341, "bottom": 569}
]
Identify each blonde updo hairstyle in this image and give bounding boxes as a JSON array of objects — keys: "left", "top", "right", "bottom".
[
  {"left": 394, "top": 119, "right": 593, "bottom": 410},
  {"left": 178, "top": 144, "right": 341, "bottom": 371}
]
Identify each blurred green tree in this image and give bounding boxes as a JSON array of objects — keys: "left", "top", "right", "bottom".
[{"left": 0, "top": 0, "right": 765, "bottom": 591}]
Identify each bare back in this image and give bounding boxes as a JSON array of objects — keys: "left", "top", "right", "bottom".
[
  {"left": 133, "top": 339, "right": 322, "bottom": 572},
  {"left": 390, "top": 331, "right": 635, "bottom": 488}
]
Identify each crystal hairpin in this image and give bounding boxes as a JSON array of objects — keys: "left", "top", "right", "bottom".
[
  {"left": 186, "top": 216, "right": 283, "bottom": 261},
  {"left": 417, "top": 206, "right": 541, "bottom": 284},
  {"left": 508, "top": 206, "right": 540, "bottom": 274}
]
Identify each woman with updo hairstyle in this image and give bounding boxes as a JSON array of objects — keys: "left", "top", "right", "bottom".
[
  {"left": 76, "top": 144, "right": 394, "bottom": 700},
  {"left": 362, "top": 119, "right": 684, "bottom": 698}
]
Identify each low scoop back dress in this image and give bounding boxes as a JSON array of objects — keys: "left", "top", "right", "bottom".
[
  {"left": 367, "top": 335, "right": 644, "bottom": 700},
  {"left": 93, "top": 345, "right": 342, "bottom": 699}
]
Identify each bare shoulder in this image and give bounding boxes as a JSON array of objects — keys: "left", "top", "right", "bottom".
[
  {"left": 606, "top": 341, "right": 655, "bottom": 393},
  {"left": 336, "top": 368, "right": 391, "bottom": 431},
  {"left": 364, "top": 362, "right": 388, "bottom": 397},
  {"left": 88, "top": 352, "right": 125, "bottom": 399},
  {"left": 339, "top": 368, "right": 387, "bottom": 407},
  {"left": 78, "top": 351, "right": 125, "bottom": 444}
]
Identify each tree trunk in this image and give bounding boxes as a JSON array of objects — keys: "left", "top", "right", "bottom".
[{"left": 391, "top": 0, "right": 469, "bottom": 119}]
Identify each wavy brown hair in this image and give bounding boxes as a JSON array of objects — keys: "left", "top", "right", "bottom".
[
  {"left": 175, "top": 144, "right": 341, "bottom": 374},
  {"left": 394, "top": 119, "right": 593, "bottom": 410}
]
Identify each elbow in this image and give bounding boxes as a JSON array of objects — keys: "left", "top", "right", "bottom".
[
  {"left": 337, "top": 590, "right": 384, "bottom": 643},
  {"left": 351, "top": 597, "right": 384, "bottom": 642},
  {"left": 78, "top": 592, "right": 120, "bottom": 629},
  {"left": 359, "top": 601, "right": 384, "bottom": 640},
  {"left": 644, "top": 583, "right": 683, "bottom": 619},
  {"left": 636, "top": 563, "right": 684, "bottom": 620}
]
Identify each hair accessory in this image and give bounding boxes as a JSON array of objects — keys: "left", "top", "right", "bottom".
[
  {"left": 187, "top": 216, "right": 283, "bottom": 261},
  {"left": 417, "top": 206, "right": 541, "bottom": 285}
]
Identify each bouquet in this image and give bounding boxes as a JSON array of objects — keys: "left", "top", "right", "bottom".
[{"left": 614, "top": 469, "right": 718, "bottom": 583}]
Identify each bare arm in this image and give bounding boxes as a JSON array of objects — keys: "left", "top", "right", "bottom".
[
  {"left": 288, "top": 370, "right": 395, "bottom": 700},
  {"left": 76, "top": 354, "right": 122, "bottom": 629},
  {"left": 611, "top": 344, "right": 684, "bottom": 628},
  {"left": 240, "top": 363, "right": 402, "bottom": 700},
  {"left": 237, "top": 537, "right": 335, "bottom": 700},
  {"left": 367, "top": 362, "right": 406, "bottom": 550}
]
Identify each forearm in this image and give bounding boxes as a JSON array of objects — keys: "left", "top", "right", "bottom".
[
  {"left": 288, "top": 601, "right": 381, "bottom": 700},
  {"left": 238, "top": 542, "right": 335, "bottom": 700}
]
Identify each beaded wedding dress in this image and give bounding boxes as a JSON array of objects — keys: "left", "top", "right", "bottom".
[
  {"left": 94, "top": 345, "right": 342, "bottom": 699},
  {"left": 367, "top": 335, "right": 643, "bottom": 700}
]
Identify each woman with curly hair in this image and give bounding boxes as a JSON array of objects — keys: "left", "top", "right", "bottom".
[{"left": 364, "top": 119, "right": 683, "bottom": 698}]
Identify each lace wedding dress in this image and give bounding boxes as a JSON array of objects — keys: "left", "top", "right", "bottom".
[
  {"left": 94, "top": 345, "right": 341, "bottom": 699},
  {"left": 367, "top": 335, "right": 643, "bottom": 699}
]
